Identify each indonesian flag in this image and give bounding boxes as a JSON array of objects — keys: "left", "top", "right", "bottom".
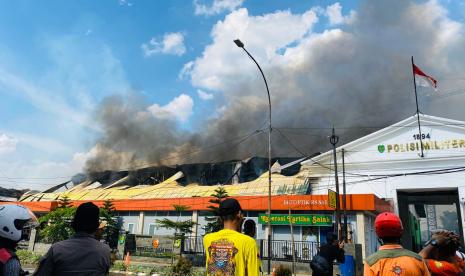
[{"left": 413, "top": 63, "right": 437, "bottom": 89}]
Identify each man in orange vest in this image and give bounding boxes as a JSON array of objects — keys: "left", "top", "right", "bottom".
[{"left": 364, "top": 212, "right": 430, "bottom": 275}]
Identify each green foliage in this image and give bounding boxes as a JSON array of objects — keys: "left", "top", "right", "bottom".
[
  {"left": 100, "top": 199, "right": 120, "bottom": 248},
  {"left": 38, "top": 199, "right": 121, "bottom": 247},
  {"left": 156, "top": 218, "right": 196, "bottom": 240},
  {"left": 274, "top": 265, "right": 292, "bottom": 276},
  {"left": 38, "top": 206, "right": 76, "bottom": 243},
  {"left": 111, "top": 261, "right": 171, "bottom": 274},
  {"left": 173, "top": 204, "right": 190, "bottom": 212},
  {"left": 156, "top": 205, "right": 196, "bottom": 240},
  {"left": 171, "top": 257, "right": 192, "bottom": 276},
  {"left": 203, "top": 186, "right": 229, "bottom": 234},
  {"left": 111, "top": 261, "right": 127, "bottom": 272},
  {"left": 58, "top": 195, "right": 72, "bottom": 208},
  {"left": 16, "top": 250, "right": 42, "bottom": 265},
  {"left": 102, "top": 199, "right": 116, "bottom": 213},
  {"left": 111, "top": 260, "right": 205, "bottom": 276},
  {"left": 156, "top": 205, "right": 196, "bottom": 263}
]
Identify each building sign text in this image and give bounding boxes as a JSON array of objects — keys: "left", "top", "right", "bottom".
[{"left": 258, "top": 214, "right": 333, "bottom": 226}]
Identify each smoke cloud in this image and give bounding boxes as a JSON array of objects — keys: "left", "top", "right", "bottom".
[{"left": 86, "top": 0, "right": 465, "bottom": 172}]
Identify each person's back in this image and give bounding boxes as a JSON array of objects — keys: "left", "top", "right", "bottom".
[
  {"left": 38, "top": 232, "right": 110, "bottom": 275},
  {"left": 34, "top": 202, "right": 111, "bottom": 276},
  {"left": 319, "top": 242, "right": 344, "bottom": 265},
  {"left": 364, "top": 244, "right": 430, "bottom": 276},
  {"left": 311, "top": 233, "right": 344, "bottom": 276},
  {"left": 203, "top": 198, "right": 259, "bottom": 276},
  {"left": 364, "top": 212, "right": 430, "bottom": 276},
  {"left": 204, "top": 229, "right": 259, "bottom": 276}
]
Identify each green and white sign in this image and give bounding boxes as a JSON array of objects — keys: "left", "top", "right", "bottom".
[{"left": 258, "top": 214, "right": 333, "bottom": 226}]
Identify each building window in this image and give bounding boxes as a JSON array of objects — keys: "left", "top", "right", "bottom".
[
  {"left": 148, "top": 224, "right": 156, "bottom": 235},
  {"left": 127, "top": 223, "right": 135, "bottom": 234}
]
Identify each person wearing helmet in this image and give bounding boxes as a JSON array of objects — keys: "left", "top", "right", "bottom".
[
  {"left": 364, "top": 212, "right": 430, "bottom": 276},
  {"left": 0, "top": 204, "right": 38, "bottom": 276},
  {"left": 419, "top": 230, "right": 465, "bottom": 275}
]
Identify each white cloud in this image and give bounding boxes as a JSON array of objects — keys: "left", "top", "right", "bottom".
[
  {"left": 0, "top": 150, "right": 91, "bottom": 190},
  {"left": 179, "top": 61, "right": 194, "bottom": 79},
  {"left": 142, "top": 32, "right": 186, "bottom": 57},
  {"left": 194, "top": 0, "right": 244, "bottom": 16},
  {"left": 147, "top": 94, "right": 194, "bottom": 122},
  {"left": 179, "top": 1, "right": 465, "bottom": 160},
  {"left": 324, "top": 2, "right": 355, "bottom": 25},
  {"left": 0, "top": 134, "right": 17, "bottom": 155},
  {"left": 118, "top": 0, "right": 133, "bottom": 6},
  {"left": 186, "top": 8, "right": 319, "bottom": 91},
  {"left": 197, "top": 89, "right": 214, "bottom": 100}
]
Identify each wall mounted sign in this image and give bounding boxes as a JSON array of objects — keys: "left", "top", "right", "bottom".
[
  {"left": 377, "top": 139, "right": 465, "bottom": 154},
  {"left": 328, "top": 189, "right": 337, "bottom": 209},
  {"left": 258, "top": 213, "right": 333, "bottom": 226}
]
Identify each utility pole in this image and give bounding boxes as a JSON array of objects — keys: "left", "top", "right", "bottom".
[
  {"left": 342, "top": 148, "right": 348, "bottom": 242},
  {"left": 288, "top": 208, "right": 296, "bottom": 276},
  {"left": 329, "top": 127, "right": 341, "bottom": 239}
]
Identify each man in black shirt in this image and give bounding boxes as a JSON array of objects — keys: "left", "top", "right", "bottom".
[
  {"left": 312, "top": 233, "right": 345, "bottom": 276},
  {"left": 34, "top": 202, "right": 111, "bottom": 276}
]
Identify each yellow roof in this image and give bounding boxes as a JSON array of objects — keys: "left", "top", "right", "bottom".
[{"left": 21, "top": 171, "right": 311, "bottom": 202}]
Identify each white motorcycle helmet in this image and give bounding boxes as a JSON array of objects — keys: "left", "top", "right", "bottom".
[{"left": 0, "top": 204, "right": 38, "bottom": 242}]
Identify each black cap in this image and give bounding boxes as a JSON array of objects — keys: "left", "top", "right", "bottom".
[
  {"left": 71, "top": 202, "right": 100, "bottom": 232},
  {"left": 219, "top": 198, "right": 242, "bottom": 216}
]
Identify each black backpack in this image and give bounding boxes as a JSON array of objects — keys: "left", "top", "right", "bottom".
[{"left": 310, "top": 254, "right": 331, "bottom": 275}]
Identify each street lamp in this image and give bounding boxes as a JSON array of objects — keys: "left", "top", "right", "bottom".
[{"left": 234, "top": 39, "right": 272, "bottom": 275}]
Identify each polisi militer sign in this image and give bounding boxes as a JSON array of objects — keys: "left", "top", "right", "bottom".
[{"left": 258, "top": 214, "right": 333, "bottom": 226}]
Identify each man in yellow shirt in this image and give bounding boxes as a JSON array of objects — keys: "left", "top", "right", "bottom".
[
  {"left": 364, "top": 212, "right": 430, "bottom": 276},
  {"left": 203, "top": 198, "right": 260, "bottom": 276}
]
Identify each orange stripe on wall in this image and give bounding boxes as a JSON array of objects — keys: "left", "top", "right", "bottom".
[{"left": 5, "top": 194, "right": 392, "bottom": 213}]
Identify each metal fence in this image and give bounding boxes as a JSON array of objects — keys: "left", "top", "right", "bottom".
[
  {"left": 182, "top": 237, "right": 318, "bottom": 263},
  {"left": 183, "top": 236, "right": 204, "bottom": 254}
]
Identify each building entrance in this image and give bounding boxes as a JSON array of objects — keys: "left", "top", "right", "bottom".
[{"left": 398, "top": 190, "right": 463, "bottom": 252}]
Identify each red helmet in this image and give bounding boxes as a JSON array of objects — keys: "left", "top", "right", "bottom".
[{"left": 375, "top": 212, "right": 403, "bottom": 238}]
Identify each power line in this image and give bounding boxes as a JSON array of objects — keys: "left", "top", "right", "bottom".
[{"left": 275, "top": 122, "right": 465, "bottom": 131}]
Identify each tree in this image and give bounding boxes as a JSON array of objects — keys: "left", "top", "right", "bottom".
[
  {"left": 102, "top": 199, "right": 116, "bottom": 213},
  {"left": 100, "top": 199, "right": 120, "bottom": 248},
  {"left": 58, "top": 195, "right": 72, "bottom": 208},
  {"left": 203, "top": 186, "right": 229, "bottom": 234},
  {"left": 156, "top": 205, "right": 196, "bottom": 263},
  {"left": 38, "top": 206, "right": 76, "bottom": 243}
]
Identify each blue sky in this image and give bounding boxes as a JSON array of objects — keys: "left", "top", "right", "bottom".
[{"left": 1, "top": 0, "right": 464, "bottom": 190}]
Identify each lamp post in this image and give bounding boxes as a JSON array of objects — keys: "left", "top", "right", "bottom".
[{"left": 234, "top": 39, "right": 272, "bottom": 275}]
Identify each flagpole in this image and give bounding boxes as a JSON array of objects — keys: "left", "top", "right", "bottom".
[{"left": 411, "top": 56, "right": 425, "bottom": 158}]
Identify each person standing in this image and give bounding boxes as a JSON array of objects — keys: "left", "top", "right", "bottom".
[
  {"left": 311, "top": 232, "right": 345, "bottom": 276},
  {"left": 0, "top": 204, "right": 38, "bottom": 276},
  {"left": 364, "top": 212, "right": 430, "bottom": 276},
  {"left": 203, "top": 198, "right": 260, "bottom": 276},
  {"left": 34, "top": 202, "right": 111, "bottom": 276},
  {"left": 243, "top": 219, "right": 256, "bottom": 238}
]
